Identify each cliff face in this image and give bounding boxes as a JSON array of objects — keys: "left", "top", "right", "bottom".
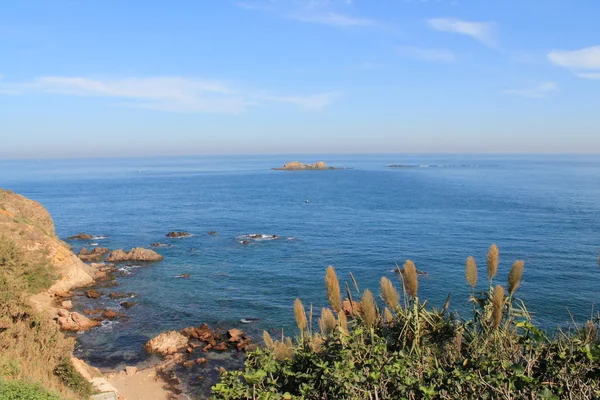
[{"left": 0, "top": 189, "right": 94, "bottom": 296}]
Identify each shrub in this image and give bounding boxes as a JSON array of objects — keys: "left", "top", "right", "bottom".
[
  {"left": 213, "top": 246, "right": 600, "bottom": 400},
  {"left": 0, "top": 379, "right": 61, "bottom": 400}
]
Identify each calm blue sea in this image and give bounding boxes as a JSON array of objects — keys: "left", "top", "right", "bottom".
[{"left": 1, "top": 154, "right": 600, "bottom": 393}]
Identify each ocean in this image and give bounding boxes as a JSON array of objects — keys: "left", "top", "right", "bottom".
[{"left": 2, "top": 154, "right": 600, "bottom": 396}]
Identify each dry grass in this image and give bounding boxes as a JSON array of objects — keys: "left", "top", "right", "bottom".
[
  {"left": 508, "top": 260, "right": 525, "bottom": 295},
  {"left": 384, "top": 307, "right": 393, "bottom": 324},
  {"left": 487, "top": 244, "right": 499, "bottom": 282},
  {"left": 338, "top": 310, "right": 348, "bottom": 335},
  {"left": 380, "top": 277, "right": 400, "bottom": 309},
  {"left": 325, "top": 266, "right": 342, "bottom": 313},
  {"left": 273, "top": 337, "right": 293, "bottom": 361},
  {"left": 465, "top": 256, "right": 478, "bottom": 289},
  {"left": 361, "top": 289, "right": 377, "bottom": 328},
  {"left": 319, "top": 308, "right": 336, "bottom": 334},
  {"left": 403, "top": 260, "right": 419, "bottom": 299},
  {"left": 263, "top": 331, "right": 274, "bottom": 349},
  {"left": 491, "top": 285, "right": 505, "bottom": 328},
  {"left": 0, "top": 236, "right": 87, "bottom": 399},
  {"left": 293, "top": 298, "right": 307, "bottom": 332}
]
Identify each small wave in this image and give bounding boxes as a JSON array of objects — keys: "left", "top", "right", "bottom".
[
  {"left": 238, "top": 233, "right": 280, "bottom": 241},
  {"left": 117, "top": 265, "right": 142, "bottom": 275},
  {"left": 100, "top": 320, "right": 119, "bottom": 331},
  {"left": 88, "top": 242, "right": 99, "bottom": 246},
  {"left": 93, "top": 236, "right": 108, "bottom": 240}
]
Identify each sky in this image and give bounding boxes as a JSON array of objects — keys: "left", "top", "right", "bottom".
[{"left": 1, "top": 0, "right": 599, "bottom": 158}]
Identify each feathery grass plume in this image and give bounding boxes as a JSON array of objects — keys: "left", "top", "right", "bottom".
[
  {"left": 403, "top": 260, "right": 419, "bottom": 299},
  {"left": 337, "top": 310, "right": 348, "bottom": 335},
  {"left": 465, "top": 256, "right": 478, "bottom": 289},
  {"left": 263, "top": 331, "right": 274, "bottom": 349},
  {"left": 319, "top": 307, "right": 337, "bottom": 334},
  {"left": 273, "top": 338, "right": 293, "bottom": 361},
  {"left": 294, "top": 298, "right": 307, "bottom": 332},
  {"left": 508, "top": 260, "right": 525, "bottom": 295},
  {"left": 380, "top": 277, "right": 400, "bottom": 309},
  {"left": 349, "top": 271, "right": 360, "bottom": 294},
  {"left": 310, "top": 333, "right": 324, "bottom": 353},
  {"left": 325, "top": 265, "right": 342, "bottom": 313},
  {"left": 361, "top": 289, "right": 377, "bottom": 328},
  {"left": 491, "top": 285, "right": 505, "bottom": 328},
  {"left": 384, "top": 307, "right": 394, "bottom": 324},
  {"left": 487, "top": 244, "right": 499, "bottom": 282}
]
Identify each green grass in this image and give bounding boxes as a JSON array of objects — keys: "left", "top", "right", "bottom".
[{"left": 0, "top": 379, "right": 61, "bottom": 400}]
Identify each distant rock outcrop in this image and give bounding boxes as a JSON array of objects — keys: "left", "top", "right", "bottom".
[
  {"left": 67, "top": 233, "right": 95, "bottom": 240},
  {"left": 166, "top": 231, "right": 192, "bottom": 238},
  {"left": 273, "top": 161, "right": 333, "bottom": 170},
  {"left": 105, "top": 247, "right": 164, "bottom": 262}
]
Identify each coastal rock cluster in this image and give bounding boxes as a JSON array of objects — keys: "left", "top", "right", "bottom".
[
  {"left": 105, "top": 247, "right": 164, "bottom": 262},
  {"left": 273, "top": 161, "right": 332, "bottom": 170}
]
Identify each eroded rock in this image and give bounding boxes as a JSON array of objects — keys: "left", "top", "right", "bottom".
[
  {"left": 105, "top": 248, "right": 164, "bottom": 262},
  {"left": 56, "top": 310, "right": 101, "bottom": 331},
  {"left": 145, "top": 331, "right": 188, "bottom": 356}
]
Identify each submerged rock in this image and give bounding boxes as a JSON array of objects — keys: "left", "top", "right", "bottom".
[
  {"left": 166, "top": 231, "right": 192, "bottom": 238},
  {"left": 150, "top": 242, "right": 172, "bottom": 247},
  {"left": 109, "top": 292, "right": 134, "bottom": 299},
  {"left": 207, "top": 231, "right": 217, "bottom": 235},
  {"left": 120, "top": 301, "right": 137, "bottom": 309},
  {"left": 145, "top": 331, "right": 189, "bottom": 356},
  {"left": 105, "top": 247, "right": 164, "bottom": 262}
]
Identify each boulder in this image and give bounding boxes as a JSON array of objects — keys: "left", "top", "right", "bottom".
[
  {"left": 144, "top": 331, "right": 188, "bottom": 356},
  {"left": 342, "top": 299, "right": 362, "bottom": 316},
  {"left": 105, "top": 247, "right": 164, "bottom": 262},
  {"left": 109, "top": 292, "right": 131, "bottom": 299},
  {"left": 180, "top": 323, "right": 216, "bottom": 345},
  {"left": 78, "top": 247, "right": 109, "bottom": 262},
  {"left": 61, "top": 300, "right": 73, "bottom": 309},
  {"left": 207, "top": 231, "right": 217, "bottom": 235},
  {"left": 85, "top": 289, "right": 103, "bottom": 299},
  {"left": 120, "top": 301, "right": 137, "bottom": 309},
  {"left": 227, "top": 328, "right": 245, "bottom": 343},
  {"left": 196, "top": 357, "right": 208, "bottom": 364},
  {"left": 212, "top": 342, "right": 229, "bottom": 351},
  {"left": 57, "top": 310, "right": 101, "bottom": 331},
  {"left": 125, "top": 366, "right": 137, "bottom": 376},
  {"left": 182, "top": 361, "right": 195, "bottom": 368},
  {"left": 83, "top": 308, "right": 102, "bottom": 315},
  {"left": 166, "top": 231, "right": 192, "bottom": 238},
  {"left": 67, "top": 233, "right": 94, "bottom": 240},
  {"left": 102, "top": 310, "right": 119, "bottom": 320},
  {"left": 150, "top": 243, "right": 172, "bottom": 247}
]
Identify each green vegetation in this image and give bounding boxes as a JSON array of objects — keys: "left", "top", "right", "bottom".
[
  {"left": 0, "top": 379, "right": 61, "bottom": 400},
  {"left": 0, "top": 236, "right": 92, "bottom": 399},
  {"left": 213, "top": 245, "right": 600, "bottom": 399}
]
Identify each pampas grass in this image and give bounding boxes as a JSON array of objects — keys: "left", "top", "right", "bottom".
[
  {"left": 384, "top": 307, "right": 394, "bottom": 324},
  {"left": 325, "top": 266, "right": 342, "bottom": 313},
  {"left": 508, "top": 260, "right": 525, "bottom": 295},
  {"left": 319, "top": 307, "right": 337, "bottom": 334},
  {"left": 338, "top": 310, "right": 348, "bottom": 335},
  {"left": 492, "top": 285, "right": 505, "bottom": 328},
  {"left": 487, "top": 244, "right": 499, "bottom": 283},
  {"left": 361, "top": 289, "right": 377, "bottom": 328},
  {"left": 263, "top": 331, "right": 274, "bottom": 349},
  {"left": 403, "top": 260, "right": 419, "bottom": 299},
  {"left": 465, "top": 256, "right": 478, "bottom": 289},
  {"left": 294, "top": 298, "right": 307, "bottom": 332},
  {"left": 380, "top": 277, "right": 400, "bottom": 309}
]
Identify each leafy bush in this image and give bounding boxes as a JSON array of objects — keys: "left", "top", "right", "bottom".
[
  {"left": 213, "top": 245, "right": 600, "bottom": 399},
  {"left": 0, "top": 379, "right": 61, "bottom": 400},
  {"left": 53, "top": 358, "right": 93, "bottom": 398}
]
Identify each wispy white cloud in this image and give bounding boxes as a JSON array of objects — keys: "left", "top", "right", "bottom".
[
  {"left": 237, "top": 0, "right": 378, "bottom": 28},
  {"left": 548, "top": 46, "right": 600, "bottom": 79},
  {"left": 397, "top": 46, "right": 456, "bottom": 62},
  {"left": 504, "top": 81, "right": 558, "bottom": 99},
  {"left": 427, "top": 18, "right": 497, "bottom": 47},
  {"left": 1, "top": 76, "right": 336, "bottom": 113},
  {"left": 289, "top": 12, "right": 377, "bottom": 27}
]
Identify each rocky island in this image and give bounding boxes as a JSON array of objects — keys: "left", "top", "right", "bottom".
[{"left": 273, "top": 161, "right": 340, "bottom": 170}]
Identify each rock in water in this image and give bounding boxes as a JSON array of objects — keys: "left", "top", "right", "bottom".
[
  {"left": 145, "top": 331, "right": 189, "bottom": 356},
  {"left": 273, "top": 161, "right": 331, "bottom": 170},
  {"left": 67, "top": 232, "right": 94, "bottom": 240},
  {"left": 56, "top": 310, "right": 101, "bottom": 331},
  {"left": 77, "top": 246, "right": 109, "bottom": 262},
  {"left": 166, "top": 231, "right": 192, "bottom": 238},
  {"left": 105, "top": 247, "right": 164, "bottom": 262}
]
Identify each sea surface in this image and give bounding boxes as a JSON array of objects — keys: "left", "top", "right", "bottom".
[{"left": 2, "top": 154, "right": 600, "bottom": 395}]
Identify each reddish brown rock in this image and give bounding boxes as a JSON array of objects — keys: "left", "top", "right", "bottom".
[
  {"left": 61, "top": 300, "right": 73, "bottom": 309},
  {"left": 342, "top": 299, "right": 362, "bottom": 316},
  {"left": 180, "top": 323, "right": 217, "bottom": 345},
  {"left": 57, "top": 310, "right": 101, "bottom": 331},
  {"left": 78, "top": 247, "right": 109, "bottom": 262},
  {"left": 67, "top": 233, "right": 94, "bottom": 240},
  {"left": 106, "top": 247, "right": 164, "bottom": 262},
  {"left": 144, "top": 331, "right": 188, "bottom": 356},
  {"left": 102, "top": 310, "right": 119, "bottom": 319},
  {"left": 212, "top": 342, "right": 229, "bottom": 351},
  {"left": 227, "top": 328, "right": 245, "bottom": 343},
  {"left": 182, "top": 361, "right": 195, "bottom": 368},
  {"left": 85, "top": 289, "right": 103, "bottom": 299},
  {"left": 196, "top": 357, "right": 208, "bottom": 364},
  {"left": 83, "top": 308, "right": 102, "bottom": 316}
]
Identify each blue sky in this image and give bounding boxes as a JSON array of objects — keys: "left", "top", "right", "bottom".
[{"left": 1, "top": 0, "right": 599, "bottom": 158}]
